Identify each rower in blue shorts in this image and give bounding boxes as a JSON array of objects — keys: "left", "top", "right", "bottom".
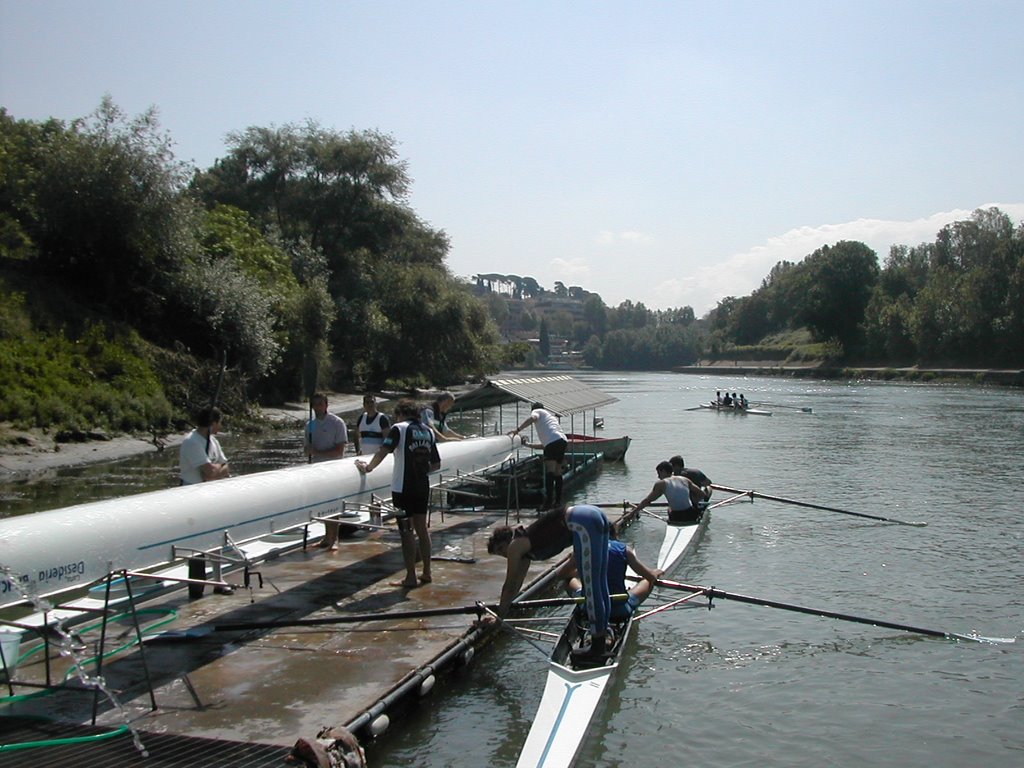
[
  {"left": 557, "top": 540, "right": 664, "bottom": 621},
  {"left": 485, "top": 503, "right": 615, "bottom": 659}
]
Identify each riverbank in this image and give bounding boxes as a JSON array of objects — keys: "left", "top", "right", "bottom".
[
  {"left": 683, "top": 362, "right": 1024, "bottom": 386},
  {"left": 0, "top": 393, "right": 371, "bottom": 481}
]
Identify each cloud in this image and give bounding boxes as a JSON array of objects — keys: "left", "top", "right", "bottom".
[
  {"left": 551, "top": 257, "right": 591, "bottom": 285},
  {"left": 595, "top": 230, "right": 654, "bottom": 246},
  {"left": 673, "top": 203, "right": 1024, "bottom": 316}
]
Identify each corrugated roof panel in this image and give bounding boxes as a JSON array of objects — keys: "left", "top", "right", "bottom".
[{"left": 451, "top": 375, "right": 617, "bottom": 417}]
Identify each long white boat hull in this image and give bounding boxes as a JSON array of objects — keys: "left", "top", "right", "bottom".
[
  {"left": 516, "top": 654, "right": 623, "bottom": 768},
  {"left": 0, "top": 435, "right": 514, "bottom": 608},
  {"left": 516, "top": 510, "right": 709, "bottom": 767}
]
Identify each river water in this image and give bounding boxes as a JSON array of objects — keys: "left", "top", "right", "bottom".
[{"left": 2, "top": 372, "right": 1022, "bottom": 767}]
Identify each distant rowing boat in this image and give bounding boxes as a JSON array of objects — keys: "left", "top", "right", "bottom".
[
  {"left": 698, "top": 402, "right": 772, "bottom": 416},
  {"left": 515, "top": 506, "right": 709, "bottom": 767}
]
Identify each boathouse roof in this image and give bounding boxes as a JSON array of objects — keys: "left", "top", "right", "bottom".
[{"left": 451, "top": 374, "right": 617, "bottom": 416}]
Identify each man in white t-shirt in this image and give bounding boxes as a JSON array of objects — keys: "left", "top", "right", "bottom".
[
  {"left": 509, "top": 401, "right": 568, "bottom": 511},
  {"left": 179, "top": 407, "right": 230, "bottom": 485}
]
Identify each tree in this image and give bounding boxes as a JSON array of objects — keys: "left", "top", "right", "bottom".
[
  {"left": 6, "top": 99, "right": 199, "bottom": 337},
  {"left": 795, "top": 241, "right": 879, "bottom": 354},
  {"left": 583, "top": 294, "right": 608, "bottom": 338},
  {"left": 361, "top": 263, "right": 499, "bottom": 387}
]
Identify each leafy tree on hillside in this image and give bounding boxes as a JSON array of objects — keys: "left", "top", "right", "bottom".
[
  {"left": 192, "top": 121, "right": 485, "bottom": 387},
  {"left": 362, "top": 263, "right": 498, "bottom": 387},
  {"left": 3, "top": 98, "right": 198, "bottom": 334}
]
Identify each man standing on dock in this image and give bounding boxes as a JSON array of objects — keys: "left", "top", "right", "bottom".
[
  {"left": 306, "top": 393, "right": 350, "bottom": 551},
  {"left": 354, "top": 394, "right": 390, "bottom": 456},
  {"left": 305, "top": 393, "right": 349, "bottom": 463},
  {"left": 356, "top": 399, "right": 441, "bottom": 588},
  {"left": 509, "top": 402, "right": 568, "bottom": 511},
  {"left": 179, "top": 406, "right": 230, "bottom": 485}
]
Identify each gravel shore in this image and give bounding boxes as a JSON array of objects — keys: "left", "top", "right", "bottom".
[{"left": 0, "top": 393, "right": 371, "bottom": 481}]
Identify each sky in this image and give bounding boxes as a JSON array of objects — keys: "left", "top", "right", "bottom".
[{"left": 2, "top": 1, "right": 1022, "bottom": 317}]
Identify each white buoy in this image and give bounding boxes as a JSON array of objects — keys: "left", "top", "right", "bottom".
[
  {"left": 418, "top": 674, "right": 436, "bottom": 696},
  {"left": 461, "top": 647, "right": 475, "bottom": 665},
  {"left": 369, "top": 713, "right": 390, "bottom": 737}
]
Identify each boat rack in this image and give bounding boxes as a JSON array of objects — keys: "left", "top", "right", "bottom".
[{"left": 0, "top": 517, "right": 339, "bottom": 709}]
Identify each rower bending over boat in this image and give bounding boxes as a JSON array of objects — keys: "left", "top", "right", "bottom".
[
  {"left": 485, "top": 504, "right": 613, "bottom": 661},
  {"left": 634, "top": 460, "right": 703, "bottom": 523},
  {"left": 556, "top": 540, "right": 664, "bottom": 620}
]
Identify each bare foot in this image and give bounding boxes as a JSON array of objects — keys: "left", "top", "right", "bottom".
[
  {"left": 390, "top": 579, "right": 420, "bottom": 589},
  {"left": 319, "top": 539, "right": 338, "bottom": 550},
  {"left": 418, "top": 574, "right": 432, "bottom": 584}
]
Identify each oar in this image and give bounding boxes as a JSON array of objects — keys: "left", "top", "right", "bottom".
[
  {"left": 753, "top": 402, "right": 813, "bottom": 413},
  {"left": 634, "top": 590, "right": 707, "bottom": 620},
  {"left": 653, "top": 576, "right": 1014, "bottom": 644},
  {"left": 710, "top": 484, "right": 927, "bottom": 527},
  {"left": 214, "top": 594, "right": 629, "bottom": 632}
]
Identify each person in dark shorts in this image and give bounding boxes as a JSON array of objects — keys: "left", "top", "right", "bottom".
[
  {"left": 356, "top": 399, "right": 440, "bottom": 588},
  {"left": 509, "top": 402, "right": 568, "bottom": 511},
  {"left": 669, "top": 454, "right": 713, "bottom": 504},
  {"left": 635, "top": 460, "right": 704, "bottom": 524}
]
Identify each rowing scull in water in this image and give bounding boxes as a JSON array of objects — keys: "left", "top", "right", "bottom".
[{"left": 515, "top": 505, "right": 709, "bottom": 768}]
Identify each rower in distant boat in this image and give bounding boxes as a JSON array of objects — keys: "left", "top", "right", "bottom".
[
  {"left": 738, "top": 393, "right": 748, "bottom": 409},
  {"left": 484, "top": 504, "right": 613, "bottom": 661},
  {"left": 669, "top": 454, "right": 713, "bottom": 503},
  {"left": 721, "top": 392, "right": 733, "bottom": 407},
  {"left": 634, "top": 460, "right": 703, "bottom": 523}
]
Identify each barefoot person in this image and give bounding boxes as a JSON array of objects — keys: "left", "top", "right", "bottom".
[
  {"left": 356, "top": 399, "right": 440, "bottom": 588},
  {"left": 485, "top": 503, "right": 613, "bottom": 660}
]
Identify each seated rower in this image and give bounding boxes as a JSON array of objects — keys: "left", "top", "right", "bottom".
[
  {"left": 556, "top": 540, "right": 664, "bottom": 624},
  {"left": 669, "top": 454, "right": 713, "bottom": 503},
  {"left": 634, "top": 460, "right": 703, "bottom": 524}
]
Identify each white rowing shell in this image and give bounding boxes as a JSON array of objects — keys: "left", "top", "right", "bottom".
[
  {"left": 0, "top": 435, "right": 514, "bottom": 608},
  {"left": 516, "top": 511, "right": 709, "bottom": 767}
]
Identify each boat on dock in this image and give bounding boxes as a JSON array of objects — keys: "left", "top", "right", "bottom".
[
  {"left": 0, "top": 435, "right": 516, "bottom": 613},
  {"left": 515, "top": 505, "right": 710, "bottom": 767}
]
